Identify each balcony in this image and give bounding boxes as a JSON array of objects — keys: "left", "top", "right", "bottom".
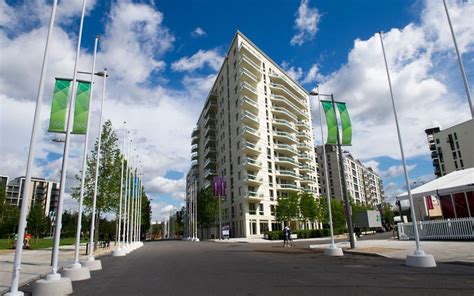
[
  {"left": 243, "top": 140, "right": 261, "bottom": 156},
  {"left": 191, "top": 152, "right": 198, "bottom": 161},
  {"left": 275, "top": 170, "right": 299, "bottom": 180},
  {"left": 240, "top": 68, "right": 259, "bottom": 86},
  {"left": 191, "top": 127, "right": 199, "bottom": 137},
  {"left": 242, "top": 126, "right": 260, "bottom": 141},
  {"left": 241, "top": 110, "right": 259, "bottom": 127},
  {"left": 204, "top": 126, "right": 215, "bottom": 138},
  {"left": 191, "top": 144, "right": 198, "bottom": 153},
  {"left": 204, "top": 168, "right": 216, "bottom": 179},
  {"left": 239, "top": 81, "right": 258, "bottom": 99},
  {"left": 241, "top": 96, "right": 259, "bottom": 113},
  {"left": 273, "top": 131, "right": 297, "bottom": 144},
  {"left": 275, "top": 157, "right": 298, "bottom": 168},
  {"left": 204, "top": 136, "right": 216, "bottom": 148},
  {"left": 297, "top": 132, "right": 311, "bottom": 141},
  {"left": 204, "top": 146, "right": 216, "bottom": 158},
  {"left": 239, "top": 54, "right": 261, "bottom": 76},
  {"left": 204, "top": 115, "right": 216, "bottom": 128},
  {"left": 204, "top": 158, "right": 216, "bottom": 169},
  {"left": 271, "top": 107, "right": 297, "bottom": 122},
  {"left": 300, "top": 164, "right": 316, "bottom": 172},
  {"left": 276, "top": 183, "right": 299, "bottom": 192},
  {"left": 297, "top": 142, "right": 312, "bottom": 151},
  {"left": 269, "top": 83, "right": 307, "bottom": 110},
  {"left": 429, "top": 143, "right": 436, "bottom": 151},
  {"left": 244, "top": 173, "right": 263, "bottom": 185},
  {"left": 272, "top": 119, "right": 297, "bottom": 133},
  {"left": 191, "top": 136, "right": 199, "bottom": 145},
  {"left": 274, "top": 144, "right": 297, "bottom": 156},
  {"left": 270, "top": 94, "right": 308, "bottom": 119},
  {"left": 244, "top": 190, "right": 264, "bottom": 201},
  {"left": 243, "top": 157, "right": 262, "bottom": 170},
  {"left": 296, "top": 121, "right": 310, "bottom": 130},
  {"left": 268, "top": 70, "right": 308, "bottom": 101},
  {"left": 300, "top": 175, "right": 315, "bottom": 184},
  {"left": 239, "top": 43, "right": 262, "bottom": 65},
  {"left": 204, "top": 101, "right": 217, "bottom": 117},
  {"left": 298, "top": 153, "right": 312, "bottom": 162},
  {"left": 191, "top": 160, "right": 198, "bottom": 168}
]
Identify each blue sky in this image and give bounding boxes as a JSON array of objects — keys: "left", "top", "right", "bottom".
[{"left": 1, "top": 0, "right": 473, "bottom": 222}]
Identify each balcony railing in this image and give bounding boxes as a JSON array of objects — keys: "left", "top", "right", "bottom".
[
  {"left": 269, "top": 83, "right": 307, "bottom": 110},
  {"left": 271, "top": 107, "right": 298, "bottom": 122},
  {"left": 240, "top": 68, "right": 259, "bottom": 85},
  {"left": 271, "top": 94, "right": 308, "bottom": 118},
  {"left": 243, "top": 141, "right": 261, "bottom": 155},
  {"left": 273, "top": 131, "right": 297, "bottom": 143},
  {"left": 275, "top": 170, "right": 299, "bottom": 178},
  {"left": 274, "top": 144, "right": 297, "bottom": 154},
  {"left": 272, "top": 119, "right": 297, "bottom": 132},
  {"left": 275, "top": 157, "right": 298, "bottom": 166},
  {"left": 241, "top": 110, "right": 259, "bottom": 126},
  {"left": 239, "top": 81, "right": 258, "bottom": 98},
  {"left": 239, "top": 54, "right": 261, "bottom": 75},
  {"left": 243, "top": 157, "right": 262, "bottom": 168},
  {"left": 242, "top": 126, "right": 260, "bottom": 139}
]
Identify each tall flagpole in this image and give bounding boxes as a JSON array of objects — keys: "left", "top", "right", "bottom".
[
  {"left": 314, "top": 88, "right": 343, "bottom": 256},
  {"left": 443, "top": 0, "right": 473, "bottom": 118},
  {"left": 7, "top": 1, "right": 59, "bottom": 295},
  {"left": 84, "top": 68, "right": 107, "bottom": 271},
  {"left": 379, "top": 32, "right": 436, "bottom": 267},
  {"left": 63, "top": 36, "right": 99, "bottom": 281},
  {"left": 112, "top": 122, "right": 127, "bottom": 256}
]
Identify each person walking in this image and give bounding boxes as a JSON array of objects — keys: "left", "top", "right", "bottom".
[
  {"left": 282, "top": 226, "right": 289, "bottom": 247},
  {"left": 287, "top": 227, "right": 295, "bottom": 247}
]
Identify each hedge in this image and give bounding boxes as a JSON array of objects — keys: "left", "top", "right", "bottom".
[{"left": 265, "top": 228, "right": 346, "bottom": 240}]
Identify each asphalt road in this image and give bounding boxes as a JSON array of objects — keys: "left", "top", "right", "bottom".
[{"left": 21, "top": 239, "right": 474, "bottom": 296}]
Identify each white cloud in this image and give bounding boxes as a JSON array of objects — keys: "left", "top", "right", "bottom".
[
  {"left": 316, "top": 1, "right": 473, "bottom": 161},
  {"left": 191, "top": 27, "right": 206, "bottom": 38},
  {"left": 291, "top": 0, "right": 321, "bottom": 46},
  {"left": 302, "top": 63, "right": 325, "bottom": 85},
  {"left": 171, "top": 49, "right": 224, "bottom": 72},
  {"left": 362, "top": 160, "right": 380, "bottom": 175},
  {"left": 381, "top": 164, "right": 417, "bottom": 179}
]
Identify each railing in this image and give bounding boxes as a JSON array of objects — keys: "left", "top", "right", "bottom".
[
  {"left": 398, "top": 217, "right": 474, "bottom": 240},
  {"left": 241, "top": 96, "right": 258, "bottom": 109}
]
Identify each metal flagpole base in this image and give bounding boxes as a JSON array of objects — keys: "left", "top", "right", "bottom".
[
  {"left": 32, "top": 273, "right": 73, "bottom": 296},
  {"left": 192, "top": 237, "right": 200, "bottom": 242},
  {"left": 324, "top": 244, "right": 344, "bottom": 257},
  {"left": 112, "top": 247, "right": 126, "bottom": 257},
  {"left": 406, "top": 250, "right": 436, "bottom": 267},
  {"left": 4, "top": 292, "right": 24, "bottom": 296},
  {"left": 61, "top": 263, "right": 91, "bottom": 281},
  {"left": 81, "top": 257, "right": 102, "bottom": 271}
]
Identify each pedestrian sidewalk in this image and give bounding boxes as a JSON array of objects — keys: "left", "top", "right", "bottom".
[
  {"left": 309, "top": 238, "right": 474, "bottom": 264},
  {"left": 0, "top": 244, "right": 113, "bottom": 295},
  {"left": 212, "top": 234, "right": 348, "bottom": 244}
]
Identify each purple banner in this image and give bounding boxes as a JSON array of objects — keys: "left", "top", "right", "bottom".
[
  {"left": 221, "top": 176, "right": 226, "bottom": 196},
  {"left": 213, "top": 176, "right": 219, "bottom": 197}
]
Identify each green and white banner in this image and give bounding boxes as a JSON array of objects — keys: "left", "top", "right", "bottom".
[
  {"left": 321, "top": 100, "right": 337, "bottom": 145},
  {"left": 48, "top": 79, "right": 71, "bottom": 133},
  {"left": 72, "top": 81, "right": 91, "bottom": 134},
  {"left": 336, "top": 102, "right": 352, "bottom": 146}
]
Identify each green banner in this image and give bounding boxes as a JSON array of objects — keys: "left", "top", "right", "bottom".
[
  {"left": 72, "top": 81, "right": 91, "bottom": 134},
  {"left": 321, "top": 100, "right": 337, "bottom": 145},
  {"left": 336, "top": 102, "right": 352, "bottom": 146},
  {"left": 48, "top": 79, "right": 71, "bottom": 133}
]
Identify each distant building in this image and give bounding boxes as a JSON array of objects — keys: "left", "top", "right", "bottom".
[
  {"left": 0, "top": 175, "right": 8, "bottom": 191},
  {"left": 5, "top": 176, "right": 59, "bottom": 217},
  {"left": 315, "top": 145, "right": 384, "bottom": 207},
  {"left": 425, "top": 119, "right": 474, "bottom": 177}
]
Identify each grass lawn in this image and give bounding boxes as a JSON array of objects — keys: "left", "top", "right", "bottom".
[{"left": 0, "top": 238, "right": 86, "bottom": 250}]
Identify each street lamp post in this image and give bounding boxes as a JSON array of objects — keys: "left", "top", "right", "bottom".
[
  {"left": 309, "top": 89, "right": 344, "bottom": 256},
  {"left": 310, "top": 91, "right": 356, "bottom": 249},
  {"left": 61, "top": 36, "right": 101, "bottom": 282},
  {"left": 378, "top": 31, "right": 436, "bottom": 267}
]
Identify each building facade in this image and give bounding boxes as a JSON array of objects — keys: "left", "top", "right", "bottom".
[
  {"left": 425, "top": 119, "right": 474, "bottom": 178},
  {"left": 188, "top": 31, "right": 319, "bottom": 238},
  {"left": 315, "top": 145, "right": 384, "bottom": 207},
  {"left": 5, "top": 176, "right": 59, "bottom": 217}
]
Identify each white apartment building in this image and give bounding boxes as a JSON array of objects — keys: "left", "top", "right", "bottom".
[
  {"left": 188, "top": 31, "right": 319, "bottom": 238},
  {"left": 5, "top": 176, "right": 60, "bottom": 216},
  {"left": 425, "top": 119, "right": 474, "bottom": 178},
  {"left": 315, "top": 145, "right": 384, "bottom": 207}
]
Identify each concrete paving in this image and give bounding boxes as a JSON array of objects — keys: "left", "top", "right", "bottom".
[{"left": 0, "top": 243, "right": 114, "bottom": 295}]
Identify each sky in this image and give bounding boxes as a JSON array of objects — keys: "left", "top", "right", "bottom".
[{"left": 1, "top": 0, "right": 473, "bottom": 223}]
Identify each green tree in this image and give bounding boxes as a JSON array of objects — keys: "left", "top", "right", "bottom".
[
  {"left": 330, "top": 200, "right": 347, "bottom": 233},
  {"left": 72, "top": 120, "right": 122, "bottom": 244},
  {"left": 381, "top": 202, "right": 395, "bottom": 225},
  {"left": 140, "top": 190, "right": 151, "bottom": 240},
  {"left": 197, "top": 187, "right": 218, "bottom": 229},
  {"left": 0, "top": 184, "right": 20, "bottom": 238},
  {"left": 276, "top": 192, "right": 300, "bottom": 226},
  {"left": 299, "top": 193, "right": 317, "bottom": 228},
  {"left": 27, "top": 202, "right": 50, "bottom": 241}
]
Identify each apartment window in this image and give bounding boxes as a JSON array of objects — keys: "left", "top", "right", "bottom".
[
  {"left": 436, "top": 138, "right": 440, "bottom": 144},
  {"left": 238, "top": 186, "right": 241, "bottom": 195},
  {"left": 235, "top": 113, "right": 238, "bottom": 121},
  {"left": 249, "top": 203, "right": 256, "bottom": 215},
  {"left": 262, "top": 62, "right": 265, "bottom": 70},
  {"left": 237, "top": 156, "right": 241, "bottom": 165},
  {"left": 231, "top": 206, "right": 235, "bottom": 218},
  {"left": 268, "top": 161, "right": 272, "bottom": 172},
  {"left": 231, "top": 191, "right": 234, "bottom": 203},
  {"left": 454, "top": 161, "right": 458, "bottom": 169},
  {"left": 460, "top": 159, "right": 464, "bottom": 167},
  {"left": 268, "top": 176, "right": 273, "bottom": 185},
  {"left": 454, "top": 132, "right": 458, "bottom": 140},
  {"left": 235, "top": 99, "right": 238, "bottom": 108},
  {"left": 259, "top": 204, "right": 264, "bottom": 215},
  {"left": 263, "top": 74, "right": 266, "bottom": 81},
  {"left": 453, "top": 151, "right": 457, "bottom": 160},
  {"left": 236, "top": 127, "right": 239, "bottom": 134},
  {"left": 270, "top": 205, "right": 276, "bottom": 215},
  {"left": 238, "top": 171, "right": 241, "bottom": 180},
  {"left": 269, "top": 189, "right": 274, "bottom": 197},
  {"left": 240, "top": 203, "right": 243, "bottom": 216}
]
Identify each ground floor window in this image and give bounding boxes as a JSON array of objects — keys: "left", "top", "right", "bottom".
[
  {"left": 249, "top": 219, "right": 257, "bottom": 235},
  {"left": 260, "top": 220, "right": 269, "bottom": 234}
]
